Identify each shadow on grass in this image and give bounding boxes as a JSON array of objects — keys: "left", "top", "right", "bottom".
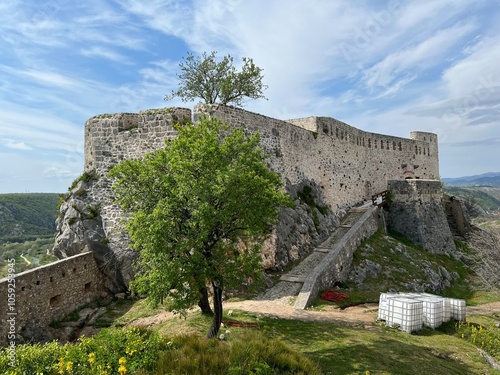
[
  {"left": 258, "top": 316, "right": 478, "bottom": 375},
  {"left": 310, "top": 337, "right": 472, "bottom": 375}
]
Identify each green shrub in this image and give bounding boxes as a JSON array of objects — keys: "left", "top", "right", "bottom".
[
  {"left": 455, "top": 320, "right": 500, "bottom": 361},
  {"left": 0, "top": 327, "right": 320, "bottom": 375},
  {"left": 0, "top": 327, "right": 167, "bottom": 375}
]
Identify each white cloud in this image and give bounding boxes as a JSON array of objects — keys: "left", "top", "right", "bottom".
[
  {"left": 1, "top": 139, "right": 32, "bottom": 151},
  {"left": 362, "top": 22, "right": 476, "bottom": 90},
  {"left": 80, "top": 46, "right": 128, "bottom": 62}
]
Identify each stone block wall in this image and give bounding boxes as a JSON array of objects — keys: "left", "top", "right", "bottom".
[
  {"left": 387, "top": 179, "right": 456, "bottom": 253},
  {"left": 0, "top": 252, "right": 105, "bottom": 346},
  {"left": 196, "top": 105, "right": 440, "bottom": 211},
  {"left": 53, "top": 103, "right": 442, "bottom": 291},
  {"left": 53, "top": 108, "right": 191, "bottom": 290}
]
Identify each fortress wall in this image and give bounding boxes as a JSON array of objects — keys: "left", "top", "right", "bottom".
[
  {"left": 387, "top": 179, "right": 455, "bottom": 253},
  {"left": 84, "top": 108, "right": 190, "bottom": 176},
  {"left": 0, "top": 252, "right": 105, "bottom": 346},
  {"left": 83, "top": 108, "right": 190, "bottom": 248},
  {"left": 195, "top": 105, "right": 439, "bottom": 211},
  {"left": 63, "top": 104, "right": 441, "bottom": 288}
]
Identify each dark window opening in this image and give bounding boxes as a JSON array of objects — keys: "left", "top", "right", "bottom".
[{"left": 49, "top": 295, "right": 62, "bottom": 307}]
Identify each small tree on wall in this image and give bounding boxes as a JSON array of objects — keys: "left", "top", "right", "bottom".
[
  {"left": 109, "top": 117, "right": 291, "bottom": 338},
  {"left": 165, "top": 51, "right": 268, "bottom": 106}
]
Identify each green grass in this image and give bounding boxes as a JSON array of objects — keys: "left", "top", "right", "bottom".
[
  {"left": 259, "top": 316, "right": 497, "bottom": 375},
  {"left": 6, "top": 290, "right": 500, "bottom": 375}
]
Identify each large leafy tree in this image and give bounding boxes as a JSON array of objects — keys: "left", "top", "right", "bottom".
[
  {"left": 109, "top": 117, "right": 290, "bottom": 338},
  {"left": 165, "top": 51, "right": 268, "bottom": 106}
]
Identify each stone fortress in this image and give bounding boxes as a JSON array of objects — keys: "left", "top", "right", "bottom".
[{"left": 1, "top": 104, "right": 455, "bottom": 345}]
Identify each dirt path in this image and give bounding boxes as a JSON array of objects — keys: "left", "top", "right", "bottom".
[
  {"left": 224, "top": 300, "right": 379, "bottom": 326},
  {"left": 129, "top": 300, "right": 500, "bottom": 329},
  {"left": 466, "top": 301, "right": 500, "bottom": 316}
]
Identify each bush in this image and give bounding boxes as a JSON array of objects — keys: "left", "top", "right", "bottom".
[
  {"left": 0, "top": 327, "right": 167, "bottom": 375},
  {"left": 455, "top": 320, "right": 500, "bottom": 361}
]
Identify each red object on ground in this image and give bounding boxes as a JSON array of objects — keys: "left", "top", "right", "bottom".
[
  {"left": 221, "top": 320, "right": 260, "bottom": 328},
  {"left": 321, "top": 290, "right": 350, "bottom": 302}
]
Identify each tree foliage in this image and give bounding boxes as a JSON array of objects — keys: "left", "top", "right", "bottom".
[
  {"left": 109, "top": 117, "right": 291, "bottom": 337},
  {"left": 165, "top": 51, "right": 268, "bottom": 106}
]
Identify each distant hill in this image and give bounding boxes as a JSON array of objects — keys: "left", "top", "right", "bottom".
[
  {"left": 442, "top": 172, "right": 500, "bottom": 187},
  {"left": 0, "top": 193, "right": 60, "bottom": 243}
]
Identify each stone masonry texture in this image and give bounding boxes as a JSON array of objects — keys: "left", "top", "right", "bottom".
[
  {"left": 0, "top": 252, "right": 105, "bottom": 346},
  {"left": 52, "top": 104, "right": 441, "bottom": 293}
]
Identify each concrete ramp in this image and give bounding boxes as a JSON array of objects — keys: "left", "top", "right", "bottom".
[{"left": 257, "top": 204, "right": 382, "bottom": 309}]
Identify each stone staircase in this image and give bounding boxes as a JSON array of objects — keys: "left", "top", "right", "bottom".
[{"left": 256, "top": 204, "right": 379, "bottom": 308}]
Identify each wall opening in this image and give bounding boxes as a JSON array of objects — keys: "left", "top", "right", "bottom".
[
  {"left": 85, "top": 282, "right": 91, "bottom": 292},
  {"left": 49, "top": 295, "right": 62, "bottom": 307}
]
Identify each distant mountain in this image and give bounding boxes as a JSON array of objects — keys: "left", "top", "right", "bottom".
[
  {"left": 442, "top": 172, "right": 500, "bottom": 187},
  {"left": 0, "top": 193, "right": 60, "bottom": 243}
]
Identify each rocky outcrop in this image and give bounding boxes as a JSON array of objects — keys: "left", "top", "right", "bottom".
[
  {"left": 347, "top": 238, "right": 460, "bottom": 294},
  {"left": 262, "top": 179, "right": 340, "bottom": 270},
  {"left": 53, "top": 179, "right": 133, "bottom": 293}
]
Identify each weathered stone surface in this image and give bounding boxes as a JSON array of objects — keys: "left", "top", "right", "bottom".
[
  {"left": 52, "top": 104, "right": 441, "bottom": 294},
  {"left": 0, "top": 252, "right": 105, "bottom": 346},
  {"left": 387, "top": 179, "right": 456, "bottom": 254}
]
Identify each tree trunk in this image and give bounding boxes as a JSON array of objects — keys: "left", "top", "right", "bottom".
[
  {"left": 206, "top": 282, "right": 223, "bottom": 338},
  {"left": 198, "top": 286, "right": 213, "bottom": 315}
]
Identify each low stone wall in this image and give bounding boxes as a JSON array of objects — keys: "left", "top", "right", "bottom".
[
  {"left": 0, "top": 252, "right": 105, "bottom": 346},
  {"left": 294, "top": 206, "right": 382, "bottom": 309}
]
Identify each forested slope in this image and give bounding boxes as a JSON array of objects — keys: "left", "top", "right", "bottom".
[{"left": 0, "top": 193, "right": 60, "bottom": 243}]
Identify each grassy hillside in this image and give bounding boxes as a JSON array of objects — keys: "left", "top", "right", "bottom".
[
  {"left": 442, "top": 185, "right": 500, "bottom": 229},
  {"left": 0, "top": 193, "right": 60, "bottom": 243},
  {"left": 0, "top": 193, "right": 60, "bottom": 277}
]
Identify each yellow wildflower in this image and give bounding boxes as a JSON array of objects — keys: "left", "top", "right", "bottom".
[
  {"left": 88, "top": 352, "right": 96, "bottom": 365},
  {"left": 58, "top": 357, "right": 65, "bottom": 375},
  {"left": 118, "top": 357, "right": 127, "bottom": 375},
  {"left": 66, "top": 361, "right": 74, "bottom": 372}
]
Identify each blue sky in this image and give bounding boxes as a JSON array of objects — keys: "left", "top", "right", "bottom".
[{"left": 1, "top": 0, "right": 499, "bottom": 193}]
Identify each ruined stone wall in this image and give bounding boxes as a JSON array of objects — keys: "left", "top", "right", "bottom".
[
  {"left": 53, "top": 104, "right": 441, "bottom": 291},
  {"left": 53, "top": 108, "right": 190, "bottom": 290},
  {"left": 387, "top": 179, "right": 456, "bottom": 253},
  {"left": 196, "top": 105, "right": 440, "bottom": 211},
  {"left": 83, "top": 107, "right": 189, "bottom": 243},
  {"left": 0, "top": 252, "right": 105, "bottom": 346}
]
